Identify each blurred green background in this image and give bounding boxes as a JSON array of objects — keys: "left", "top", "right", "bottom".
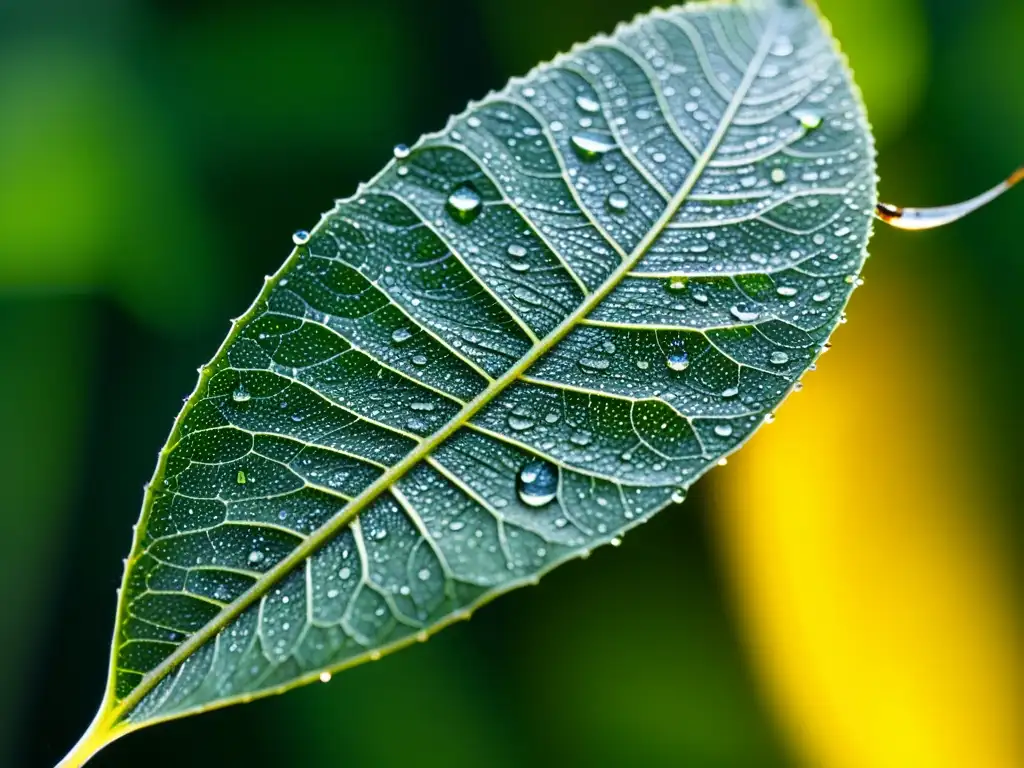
[{"left": 1, "top": 0, "right": 1020, "bottom": 766}]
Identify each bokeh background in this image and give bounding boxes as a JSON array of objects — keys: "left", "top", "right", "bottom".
[{"left": 1, "top": 0, "right": 1020, "bottom": 766}]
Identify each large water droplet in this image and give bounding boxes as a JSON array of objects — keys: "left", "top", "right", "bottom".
[
  {"left": 247, "top": 550, "right": 264, "bottom": 565},
  {"left": 730, "top": 305, "right": 760, "bottom": 323},
  {"left": 292, "top": 230, "right": 310, "bottom": 246},
  {"left": 792, "top": 108, "right": 823, "bottom": 130},
  {"left": 393, "top": 143, "right": 410, "bottom": 159},
  {"left": 391, "top": 327, "right": 412, "bottom": 343},
  {"left": 236, "top": 470, "right": 247, "bottom": 485},
  {"left": 667, "top": 277, "right": 688, "bottom": 292},
  {"left": 571, "top": 131, "right": 615, "bottom": 161},
  {"left": 714, "top": 424, "right": 734, "bottom": 437},
  {"left": 508, "top": 414, "right": 535, "bottom": 431},
  {"left": 517, "top": 458, "right": 558, "bottom": 507},
  {"left": 770, "top": 351, "right": 790, "bottom": 365},
  {"left": 507, "top": 244, "right": 527, "bottom": 258},
  {"left": 607, "top": 191, "right": 630, "bottom": 212},
  {"left": 665, "top": 340, "right": 689, "bottom": 372},
  {"left": 771, "top": 168, "right": 787, "bottom": 184},
  {"left": 446, "top": 184, "right": 482, "bottom": 223},
  {"left": 232, "top": 385, "right": 251, "bottom": 403},
  {"left": 575, "top": 94, "right": 600, "bottom": 113}
]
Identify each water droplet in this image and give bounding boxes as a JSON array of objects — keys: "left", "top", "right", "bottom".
[
  {"left": 721, "top": 386, "right": 739, "bottom": 398},
  {"left": 771, "top": 37, "right": 794, "bottom": 57},
  {"left": 776, "top": 286, "right": 798, "bottom": 297},
  {"left": 319, "top": 671, "right": 332, "bottom": 683},
  {"left": 507, "top": 244, "right": 527, "bottom": 258},
  {"left": 665, "top": 340, "right": 689, "bottom": 372},
  {"left": 792, "top": 108, "right": 823, "bottom": 130},
  {"left": 232, "top": 385, "right": 251, "bottom": 403},
  {"left": 247, "top": 550, "right": 264, "bottom": 564},
  {"left": 391, "top": 327, "right": 412, "bottom": 344},
  {"left": 578, "top": 357, "right": 610, "bottom": 372},
  {"left": 292, "top": 230, "right": 310, "bottom": 246},
  {"left": 446, "top": 184, "right": 482, "bottom": 223},
  {"left": 670, "top": 488, "right": 686, "bottom": 504},
  {"left": 636, "top": 360, "right": 650, "bottom": 370},
  {"left": 236, "top": 470, "right": 247, "bottom": 485},
  {"left": 571, "top": 132, "right": 615, "bottom": 161},
  {"left": 575, "top": 94, "right": 600, "bottom": 113},
  {"left": 770, "top": 351, "right": 790, "bottom": 365},
  {"left": 714, "top": 424, "right": 734, "bottom": 437},
  {"left": 393, "top": 144, "right": 410, "bottom": 159},
  {"left": 412, "top": 354, "right": 428, "bottom": 366},
  {"left": 417, "top": 568, "right": 431, "bottom": 581},
  {"left": 607, "top": 191, "right": 630, "bottom": 212},
  {"left": 667, "top": 277, "right": 688, "bottom": 292},
  {"left": 517, "top": 458, "right": 558, "bottom": 508},
  {"left": 508, "top": 414, "right": 535, "bottom": 431},
  {"left": 771, "top": 168, "right": 787, "bottom": 184},
  {"left": 730, "top": 305, "right": 760, "bottom": 323}
]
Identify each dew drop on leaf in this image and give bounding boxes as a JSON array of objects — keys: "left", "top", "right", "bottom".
[
  {"left": 792, "top": 108, "right": 822, "bottom": 130},
  {"left": 770, "top": 351, "right": 790, "bottom": 365},
  {"left": 771, "top": 168, "right": 787, "bottom": 184},
  {"left": 391, "top": 327, "right": 412, "bottom": 344},
  {"left": 607, "top": 191, "right": 630, "bottom": 212},
  {"left": 571, "top": 132, "right": 615, "bottom": 161},
  {"left": 517, "top": 458, "right": 558, "bottom": 508},
  {"left": 232, "top": 385, "right": 251, "bottom": 403},
  {"left": 575, "top": 94, "right": 600, "bottom": 113},
  {"left": 666, "top": 347, "right": 689, "bottom": 372},
  {"left": 714, "top": 424, "right": 734, "bottom": 437},
  {"left": 236, "top": 471, "right": 247, "bottom": 485},
  {"left": 446, "top": 184, "right": 482, "bottom": 222},
  {"left": 292, "top": 230, "right": 310, "bottom": 246},
  {"left": 393, "top": 143, "right": 410, "bottom": 159}
]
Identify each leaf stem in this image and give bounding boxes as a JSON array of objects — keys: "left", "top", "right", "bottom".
[
  {"left": 54, "top": 707, "right": 122, "bottom": 768},
  {"left": 876, "top": 164, "right": 1023, "bottom": 230}
]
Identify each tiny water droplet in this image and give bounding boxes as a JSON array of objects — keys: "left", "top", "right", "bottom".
[
  {"left": 319, "top": 671, "right": 332, "bottom": 683},
  {"left": 507, "top": 244, "right": 527, "bottom": 258},
  {"left": 391, "top": 327, "right": 412, "bottom": 344},
  {"left": 722, "top": 386, "right": 739, "bottom": 398},
  {"left": 417, "top": 568, "right": 431, "bottom": 581},
  {"left": 665, "top": 340, "right": 689, "bottom": 372},
  {"left": 607, "top": 191, "right": 630, "bottom": 212},
  {"left": 667, "top": 277, "right": 688, "bottom": 292},
  {"left": 770, "top": 351, "right": 790, "bottom": 365},
  {"left": 446, "top": 183, "right": 482, "bottom": 223},
  {"left": 575, "top": 94, "right": 600, "bottom": 113},
  {"left": 776, "top": 285, "right": 798, "bottom": 297},
  {"left": 792, "top": 108, "right": 823, "bottom": 130},
  {"left": 232, "top": 385, "right": 251, "bottom": 403},
  {"left": 517, "top": 458, "right": 558, "bottom": 507},
  {"left": 730, "top": 305, "right": 760, "bottom": 323},
  {"left": 412, "top": 354, "right": 428, "bottom": 366},
  {"left": 292, "top": 230, "right": 310, "bottom": 246},
  {"left": 571, "top": 131, "right": 615, "bottom": 161},
  {"left": 714, "top": 424, "right": 734, "bottom": 437},
  {"left": 508, "top": 414, "right": 535, "bottom": 431},
  {"left": 771, "top": 168, "right": 787, "bottom": 184}
]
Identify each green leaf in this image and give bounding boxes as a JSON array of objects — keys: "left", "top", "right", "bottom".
[{"left": 64, "top": 0, "right": 876, "bottom": 762}]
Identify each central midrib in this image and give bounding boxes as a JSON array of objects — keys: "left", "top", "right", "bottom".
[{"left": 113, "top": 8, "right": 780, "bottom": 721}]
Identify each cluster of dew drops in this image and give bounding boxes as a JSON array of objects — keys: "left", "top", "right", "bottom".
[{"left": 272, "top": 76, "right": 861, "bottom": 535}]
